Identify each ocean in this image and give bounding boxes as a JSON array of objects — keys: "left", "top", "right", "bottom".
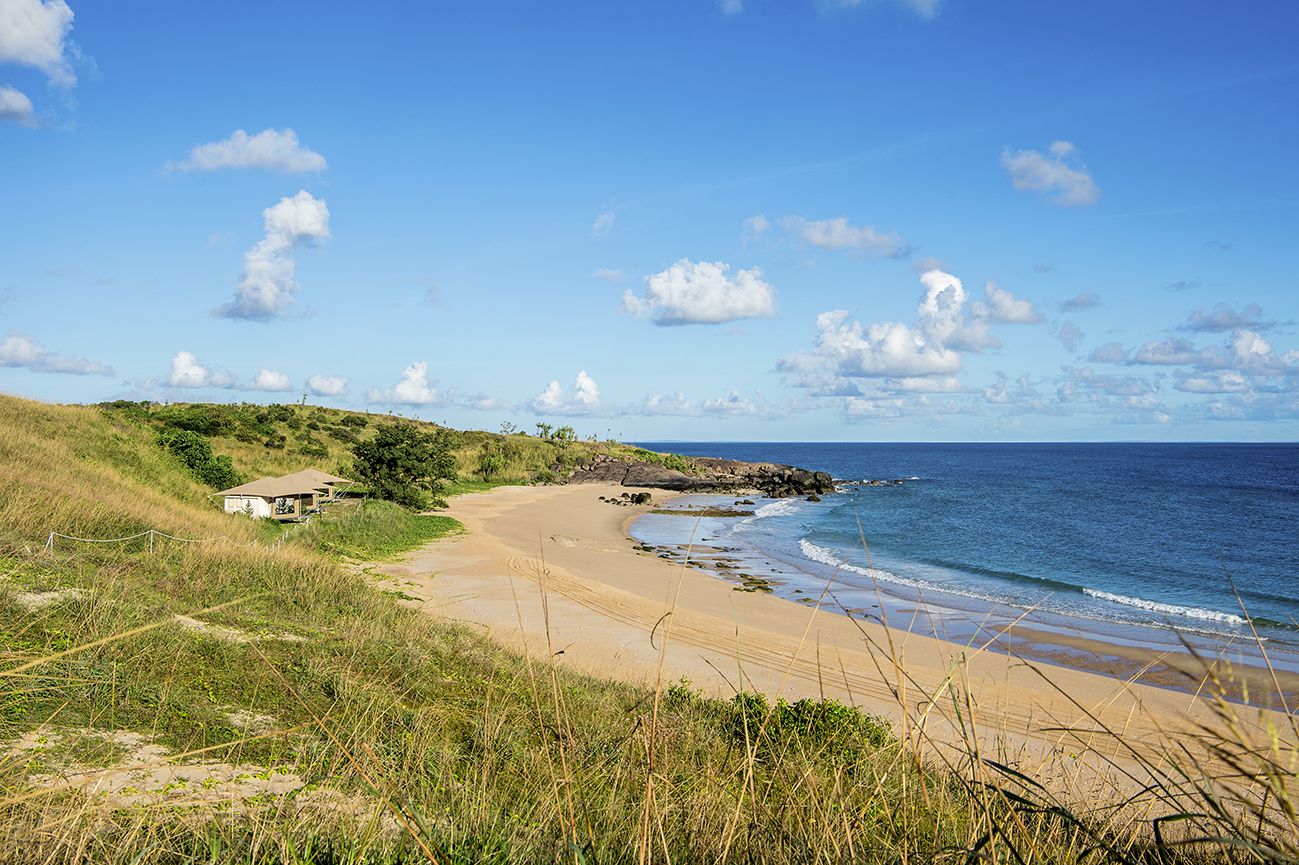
[{"left": 629, "top": 442, "right": 1299, "bottom": 673}]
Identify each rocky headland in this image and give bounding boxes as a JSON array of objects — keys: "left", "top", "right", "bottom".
[{"left": 566, "top": 454, "right": 834, "bottom": 498}]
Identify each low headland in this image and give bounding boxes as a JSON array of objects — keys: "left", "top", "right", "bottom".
[{"left": 1, "top": 393, "right": 1295, "bottom": 864}]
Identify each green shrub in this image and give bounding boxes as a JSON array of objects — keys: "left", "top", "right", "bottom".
[
  {"left": 155, "top": 404, "right": 235, "bottom": 437},
  {"left": 728, "top": 692, "right": 892, "bottom": 764},
  {"left": 156, "top": 429, "right": 241, "bottom": 489}
]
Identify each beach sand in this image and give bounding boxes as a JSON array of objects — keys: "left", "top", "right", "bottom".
[{"left": 373, "top": 483, "right": 1294, "bottom": 795}]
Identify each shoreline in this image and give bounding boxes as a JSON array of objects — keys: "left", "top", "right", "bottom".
[
  {"left": 374, "top": 482, "right": 1294, "bottom": 777},
  {"left": 624, "top": 494, "right": 1299, "bottom": 706}
]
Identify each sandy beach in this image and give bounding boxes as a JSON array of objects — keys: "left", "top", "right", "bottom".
[{"left": 374, "top": 482, "right": 1294, "bottom": 790}]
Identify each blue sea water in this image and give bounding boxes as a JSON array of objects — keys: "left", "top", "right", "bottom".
[{"left": 630, "top": 442, "right": 1299, "bottom": 668}]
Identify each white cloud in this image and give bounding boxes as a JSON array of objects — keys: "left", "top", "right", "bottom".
[
  {"left": 214, "top": 190, "right": 330, "bottom": 320},
  {"left": 981, "top": 281, "right": 1042, "bottom": 323},
  {"left": 781, "top": 269, "right": 1045, "bottom": 391},
  {"left": 1060, "top": 292, "right": 1101, "bottom": 312},
  {"left": 531, "top": 371, "right": 600, "bottom": 416},
  {"left": 592, "top": 267, "right": 627, "bottom": 283},
  {"left": 0, "top": 331, "right": 111, "bottom": 375},
  {"left": 251, "top": 368, "right": 292, "bottom": 392},
  {"left": 1174, "top": 371, "right": 1249, "bottom": 394},
  {"left": 306, "top": 374, "right": 348, "bottom": 397},
  {"left": 1052, "top": 320, "right": 1084, "bottom": 352},
  {"left": 173, "top": 128, "right": 327, "bottom": 174},
  {"left": 1131, "top": 337, "right": 1199, "bottom": 366},
  {"left": 166, "top": 351, "right": 234, "bottom": 389},
  {"left": 742, "top": 214, "right": 770, "bottom": 243},
  {"left": 1087, "top": 342, "right": 1129, "bottom": 364},
  {"left": 640, "top": 390, "right": 775, "bottom": 418},
  {"left": 984, "top": 372, "right": 1046, "bottom": 410},
  {"left": 0, "top": 0, "right": 76, "bottom": 87},
  {"left": 1183, "top": 302, "right": 1274, "bottom": 333},
  {"left": 1001, "top": 141, "right": 1100, "bottom": 206},
  {"left": 720, "top": 0, "right": 743, "bottom": 13},
  {"left": 781, "top": 215, "right": 909, "bottom": 257},
  {"left": 0, "top": 84, "right": 34, "bottom": 126},
  {"left": 623, "top": 258, "right": 775, "bottom": 326},
  {"left": 591, "top": 211, "right": 616, "bottom": 237},
  {"left": 784, "top": 310, "right": 962, "bottom": 380},
  {"left": 366, "top": 361, "right": 444, "bottom": 406}
]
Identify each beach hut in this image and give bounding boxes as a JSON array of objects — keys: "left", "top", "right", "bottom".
[{"left": 215, "top": 476, "right": 328, "bottom": 521}]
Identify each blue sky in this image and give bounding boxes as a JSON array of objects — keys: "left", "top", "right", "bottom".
[{"left": 2, "top": 0, "right": 1297, "bottom": 441}]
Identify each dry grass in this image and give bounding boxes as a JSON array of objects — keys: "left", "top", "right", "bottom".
[{"left": 0, "top": 393, "right": 1296, "bottom": 864}]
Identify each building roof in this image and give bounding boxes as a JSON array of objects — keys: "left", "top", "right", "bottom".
[
  {"left": 278, "top": 468, "right": 352, "bottom": 487},
  {"left": 216, "top": 476, "right": 326, "bottom": 498}
]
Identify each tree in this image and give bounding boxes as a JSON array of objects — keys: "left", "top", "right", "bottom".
[
  {"left": 351, "top": 422, "right": 457, "bottom": 509},
  {"left": 535, "top": 422, "right": 553, "bottom": 440}
]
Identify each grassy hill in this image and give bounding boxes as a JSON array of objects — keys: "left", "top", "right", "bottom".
[
  {"left": 95, "top": 398, "right": 691, "bottom": 497},
  {"left": 0, "top": 394, "right": 1291, "bottom": 864}
]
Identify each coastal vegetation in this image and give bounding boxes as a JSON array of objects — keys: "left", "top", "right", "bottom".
[{"left": 1, "top": 394, "right": 1296, "bottom": 863}]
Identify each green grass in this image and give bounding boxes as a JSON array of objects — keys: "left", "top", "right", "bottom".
[
  {"left": 1, "top": 393, "right": 1296, "bottom": 864},
  {"left": 293, "top": 499, "right": 464, "bottom": 560}
]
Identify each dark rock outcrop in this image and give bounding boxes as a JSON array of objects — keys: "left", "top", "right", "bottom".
[{"left": 567, "top": 454, "right": 834, "bottom": 498}]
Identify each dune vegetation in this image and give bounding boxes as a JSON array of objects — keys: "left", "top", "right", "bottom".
[{"left": 0, "top": 393, "right": 1295, "bottom": 864}]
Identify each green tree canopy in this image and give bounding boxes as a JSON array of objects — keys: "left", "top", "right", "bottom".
[{"left": 351, "top": 422, "right": 458, "bottom": 509}]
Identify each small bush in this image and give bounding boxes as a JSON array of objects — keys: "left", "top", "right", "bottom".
[{"left": 156, "top": 429, "right": 241, "bottom": 489}]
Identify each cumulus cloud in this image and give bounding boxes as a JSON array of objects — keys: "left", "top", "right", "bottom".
[
  {"left": 1052, "top": 320, "right": 1084, "bottom": 352},
  {"left": 781, "top": 268, "right": 1046, "bottom": 393},
  {"left": 0, "top": 0, "right": 76, "bottom": 87},
  {"left": 531, "top": 371, "right": 600, "bottom": 416},
  {"left": 250, "top": 368, "right": 292, "bottom": 392},
  {"left": 173, "top": 128, "right": 327, "bottom": 173},
  {"left": 981, "top": 281, "right": 1042, "bottom": 323},
  {"left": 1087, "top": 342, "right": 1129, "bottom": 364},
  {"left": 1174, "top": 371, "right": 1249, "bottom": 395},
  {"left": 1182, "top": 302, "right": 1275, "bottom": 333},
  {"left": 166, "top": 351, "right": 234, "bottom": 389},
  {"left": 0, "top": 84, "right": 35, "bottom": 126},
  {"left": 591, "top": 211, "right": 615, "bottom": 237},
  {"left": 781, "top": 269, "right": 1046, "bottom": 398},
  {"left": 623, "top": 259, "right": 775, "bottom": 326},
  {"left": 781, "top": 215, "right": 909, "bottom": 257},
  {"left": 1060, "top": 292, "right": 1101, "bottom": 312},
  {"left": 1102, "top": 329, "right": 1298, "bottom": 399},
  {"left": 214, "top": 190, "right": 330, "bottom": 320},
  {"left": 640, "top": 390, "right": 776, "bottom": 418},
  {"left": 984, "top": 372, "right": 1046, "bottom": 410},
  {"left": 742, "top": 214, "right": 770, "bottom": 243},
  {"left": 1131, "top": 337, "right": 1200, "bottom": 366},
  {"left": 306, "top": 374, "right": 348, "bottom": 396},
  {"left": 366, "top": 361, "right": 444, "bottom": 406},
  {"left": 1001, "top": 141, "right": 1100, "bottom": 206},
  {"left": 0, "top": 331, "right": 111, "bottom": 375}
]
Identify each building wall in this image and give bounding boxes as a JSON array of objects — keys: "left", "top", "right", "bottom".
[{"left": 224, "top": 495, "right": 272, "bottom": 519}]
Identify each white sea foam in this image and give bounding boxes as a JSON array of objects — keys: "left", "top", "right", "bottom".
[
  {"left": 1081, "top": 588, "right": 1249, "bottom": 626},
  {"left": 798, "top": 539, "right": 931, "bottom": 592},
  {"left": 754, "top": 499, "right": 799, "bottom": 519}
]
